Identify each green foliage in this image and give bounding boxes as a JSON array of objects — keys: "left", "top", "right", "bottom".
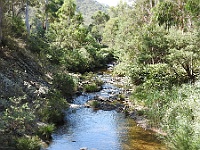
[
  {"left": 84, "top": 83, "right": 100, "bottom": 92},
  {"left": 37, "top": 124, "right": 55, "bottom": 140},
  {"left": 92, "top": 11, "right": 110, "bottom": 25},
  {"left": 162, "top": 84, "right": 200, "bottom": 150},
  {"left": 138, "top": 25, "right": 169, "bottom": 64},
  {"left": 132, "top": 86, "right": 175, "bottom": 126},
  {"left": 28, "top": 26, "right": 49, "bottom": 54},
  {"left": 8, "top": 16, "right": 26, "bottom": 37},
  {"left": 166, "top": 29, "right": 200, "bottom": 82},
  {"left": 113, "top": 61, "right": 130, "bottom": 77},
  {"left": 129, "top": 64, "right": 146, "bottom": 85},
  {"left": 2, "top": 0, "right": 200, "bottom": 148},
  {"left": 102, "top": 18, "right": 119, "bottom": 47},
  {"left": 81, "top": 72, "right": 103, "bottom": 92},
  {"left": 142, "top": 63, "right": 176, "bottom": 89},
  {"left": 96, "top": 48, "right": 115, "bottom": 63},
  {"left": 2, "top": 96, "right": 36, "bottom": 136},
  {"left": 185, "top": 0, "right": 200, "bottom": 17},
  {"left": 37, "top": 90, "right": 69, "bottom": 123},
  {"left": 62, "top": 46, "right": 113, "bottom": 73},
  {"left": 16, "top": 136, "right": 40, "bottom": 150},
  {"left": 45, "top": 1, "right": 111, "bottom": 71},
  {"left": 153, "top": 1, "right": 178, "bottom": 29},
  {"left": 53, "top": 73, "right": 77, "bottom": 97},
  {"left": 76, "top": 0, "right": 108, "bottom": 25},
  {"left": 64, "top": 48, "right": 94, "bottom": 72},
  {"left": 90, "top": 11, "right": 110, "bottom": 43},
  {"left": 90, "top": 100, "right": 100, "bottom": 108},
  {"left": 57, "top": 0, "right": 76, "bottom": 19}
]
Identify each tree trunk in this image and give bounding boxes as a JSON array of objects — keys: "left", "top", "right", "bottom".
[
  {"left": 25, "top": 0, "right": 30, "bottom": 36},
  {"left": 182, "top": 63, "right": 195, "bottom": 83},
  {"left": 0, "top": 1, "right": 3, "bottom": 45},
  {"left": 44, "top": 0, "right": 49, "bottom": 31}
]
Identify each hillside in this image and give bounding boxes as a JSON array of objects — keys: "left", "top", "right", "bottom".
[
  {"left": 76, "top": 0, "right": 109, "bottom": 25},
  {"left": 0, "top": 42, "right": 49, "bottom": 100}
]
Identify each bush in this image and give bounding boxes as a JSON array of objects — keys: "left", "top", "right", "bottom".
[
  {"left": 131, "top": 63, "right": 177, "bottom": 90},
  {"left": 81, "top": 72, "right": 103, "bottom": 92},
  {"left": 2, "top": 97, "right": 36, "bottom": 136},
  {"left": 63, "top": 47, "right": 113, "bottom": 73},
  {"left": 53, "top": 73, "right": 77, "bottom": 97},
  {"left": 37, "top": 124, "right": 55, "bottom": 140},
  {"left": 84, "top": 83, "right": 100, "bottom": 92},
  {"left": 162, "top": 84, "right": 200, "bottom": 150},
  {"left": 16, "top": 136, "right": 40, "bottom": 150},
  {"left": 90, "top": 100, "right": 100, "bottom": 108},
  {"left": 132, "top": 86, "right": 177, "bottom": 127},
  {"left": 132, "top": 82, "right": 200, "bottom": 149},
  {"left": 64, "top": 49, "right": 91, "bottom": 73},
  {"left": 7, "top": 16, "right": 26, "bottom": 37},
  {"left": 37, "top": 90, "right": 69, "bottom": 124}
]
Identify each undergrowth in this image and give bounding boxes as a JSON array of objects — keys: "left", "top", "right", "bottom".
[{"left": 131, "top": 82, "right": 200, "bottom": 149}]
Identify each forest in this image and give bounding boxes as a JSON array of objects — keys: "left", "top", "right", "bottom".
[{"left": 0, "top": 0, "right": 200, "bottom": 149}]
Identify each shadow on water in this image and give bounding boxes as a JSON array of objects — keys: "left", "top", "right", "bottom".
[{"left": 47, "top": 70, "right": 166, "bottom": 150}]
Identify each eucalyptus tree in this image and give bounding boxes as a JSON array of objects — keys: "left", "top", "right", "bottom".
[
  {"left": 0, "top": 0, "right": 3, "bottom": 44},
  {"left": 90, "top": 11, "right": 110, "bottom": 43},
  {"left": 152, "top": 0, "right": 200, "bottom": 82},
  {"left": 47, "top": 0, "right": 90, "bottom": 64},
  {"left": 48, "top": 0, "right": 79, "bottom": 50},
  {"left": 102, "top": 18, "right": 119, "bottom": 47}
]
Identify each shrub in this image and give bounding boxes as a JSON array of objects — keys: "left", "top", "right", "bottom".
[
  {"left": 37, "top": 90, "right": 69, "bottom": 124},
  {"left": 53, "top": 73, "right": 77, "bottom": 97},
  {"left": 81, "top": 72, "right": 103, "bottom": 92},
  {"left": 132, "top": 82, "right": 200, "bottom": 149},
  {"left": 7, "top": 16, "right": 26, "bottom": 37},
  {"left": 2, "top": 97, "right": 36, "bottom": 136},
  {"left": 162, "top": 84, "right": 200, "bottom": 150},
  {"left": 64, "top": 50, "right": 90, "bottom": 73},
  {"left": 84, "top": 83, "right": 100, "bottom": 92},
  {"left": 90, "top": 100, "right": 100, "bottom": 108},
  {"left": 131, "top": 86, "right": 174, "bottom": 127},
  {"left": 135, "top": 63, "right": 177, "bottom": 90},
  {"left": 16, "top": 136, "right": 40, "bottom": 150},
  {"left": 37, "top": 124, "right": 55, "bottom": 140}
]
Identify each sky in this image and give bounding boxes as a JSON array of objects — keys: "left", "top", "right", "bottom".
[{"left": 96, "top": 0, "right": 121, "bottom": 6}]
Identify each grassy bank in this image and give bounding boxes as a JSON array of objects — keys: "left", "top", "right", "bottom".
[{"left": 130, "top": 81, "right": 200, "bottom": 149}]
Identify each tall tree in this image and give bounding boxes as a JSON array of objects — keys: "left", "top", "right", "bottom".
[
  {"left": 0, "top": 0, "right": 3, "bottom": 44},
  {"left": 90, "top": 11, "right": 109, "bottom": 43},
  {"left": 25, "top": 0, "right": 30, "bottom": 35}
]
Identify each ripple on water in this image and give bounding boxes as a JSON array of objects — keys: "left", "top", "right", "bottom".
[
  {"left": 48, "top": 108, "right": 166, "bottom": 150},
  {"left": 47, "top": 71, "right": 166, "bottom": 150}
]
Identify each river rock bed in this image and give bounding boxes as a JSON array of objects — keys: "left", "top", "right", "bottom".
[{"left": 78, "top": 69, "right": 165, "bottom": 135}]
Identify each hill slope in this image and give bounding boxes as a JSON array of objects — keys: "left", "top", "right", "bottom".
[{"left": 76, "top": 0, "right": 109, "bottom": 25}]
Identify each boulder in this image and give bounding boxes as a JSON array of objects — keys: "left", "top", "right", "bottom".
[{"left": 80, "top": 147, "right": 88, "bottom": 150}]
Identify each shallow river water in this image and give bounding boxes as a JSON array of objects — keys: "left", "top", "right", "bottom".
[{"left": 47, "top": 72, "right": 166, "bottom": 150}]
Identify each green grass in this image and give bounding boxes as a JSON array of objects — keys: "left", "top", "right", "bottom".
[{"left": 84, "top": 83, "right": 100, "bottom": 92}]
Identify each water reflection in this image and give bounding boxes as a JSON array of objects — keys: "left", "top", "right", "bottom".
[
  {"left": 47, "top": 72, "right": 166, "bottom": 150},
  {"left": 48, "top": 108, "right": 121, "bottom": 150},
  {"left": 48, "top": 107, "right": 165, "bottom": 150},
  {"left": 119, "top": 118, "right": 165, "bottom": 150}
]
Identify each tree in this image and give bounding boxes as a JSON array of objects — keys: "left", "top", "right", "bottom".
[
  {"left": 0, "top": 0, "right": 3, "bottom": 44},
  {"left": 90, "top": 11, "right": 110, "bottom": 43},
  {"left": 167, "top": 30, "right": 200, "bottom": 82},
  {"left": 25, "top": 0, "right": 30, "bottom": 35},
  {"left": 47, "top": 0, "right": 93, "bottom": 64},
  {"left": 102, "top": 18, "right": 119, "bottom": 47},
  {"left": 153, "top": 1, "right": 178, "bottom": 30}
]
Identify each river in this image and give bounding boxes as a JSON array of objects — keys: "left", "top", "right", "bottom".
[{"left": 47, "top": 67, "right": 166, "bottom": 150}]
